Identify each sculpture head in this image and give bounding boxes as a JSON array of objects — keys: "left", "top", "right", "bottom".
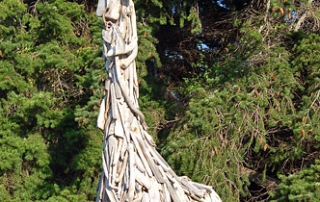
[{"left": 104, "top": 0, "right": 123, "bottom": 22}]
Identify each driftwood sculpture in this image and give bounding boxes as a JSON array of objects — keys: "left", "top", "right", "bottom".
[{"left": 95, "top": 0, "right": 222, "bottom": 201}]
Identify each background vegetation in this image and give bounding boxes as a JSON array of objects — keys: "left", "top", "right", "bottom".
[{"left": 0, "top": 0, "right": 319, "bottom": 201}]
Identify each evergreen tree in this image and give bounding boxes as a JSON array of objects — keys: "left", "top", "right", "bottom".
[
  {"left": 0, "top": 0, "right": 103, "bottom": 200},
  {"left": 1, "top": 0, "right": 319, "bottom": 201}
]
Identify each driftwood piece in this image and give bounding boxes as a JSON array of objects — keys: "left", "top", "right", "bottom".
[
  {"left": 95, "top": 0, "right": 222, "bottom": 201},
  {"left": 240, "top": 166, "right": 280, "bottom": 191}
]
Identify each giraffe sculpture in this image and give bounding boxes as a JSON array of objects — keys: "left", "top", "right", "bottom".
[{"left": 96, "top": 0, "right": 222, "bottom": 201}]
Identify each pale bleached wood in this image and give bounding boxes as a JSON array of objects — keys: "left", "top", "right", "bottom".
[
  {"left": 132, "top": 191, "right": 143, "bottom": 202},
  {"left": 115, "top": 57, "right": 146, "bottom": 127},
  {"left": 110, "top": 83, "right": 118, "bottom": 120},
  {"left": 135, "top": 169, "right": 152, "bottom": 189},
  {"left": 147, "top": 144, "right": 169, "bottom": 171},
  {"left": 96, "top": 0, "right": 106, "bottom": 16},
  {"left": 162, "top": 184, "right": 171, "bottom": 202},
  {"left": 114, "top": 111, "right": 124, "bottom": 138},
  {"left": 130, "top": 124, "right": 153, "bottom": 177},
  {"left": 170, "top": 177, "right": 189, "bottom": 202},
  {"left": 96, "top": 0, "right": 222, "bottom": 201},
  {"left": 107, "top": 135, "right": 117, "bottom": 165},
  {"left": 97, "top": 95, "right": 106, "bottom": 129},
  {"left": 102, "top": 115, "right": 112, "bottom": 142},
  {"left": 104, "top": 78, "right": 111, "bottom": 118},
  {"left": 120, "top": 46, "right": 138, "bottom": 69},
  {"left": 115, "top": 151, "right": 127, "bottom": 183},
  {"left": 96, "top": 172, "right": 104, "bottom": 200},
  {"left": 134, "top": 151, "right": 145, "bottom": 173},
  {"left": 142, "top": 130, "right": 156, "bottom": 147},
  {"left": 104, "top": 186, "right": 118, "bottom": 202},
  {"left": 115, "top": 137, "right": 123, "bottom": 162},
  {"left": 163, "top": 178, "right": 181, "bottom": 202},
  {"left": 141, "top": 192, "right": 150, "bottom": 202},
  {"left": 120, "top": 9, "right": 127, "bottom": 40},
  {"left": 127, "top": 143, "right": 135, "bottom": 201},
  {"left": 128, "top": 62, "right": 134, "bottom": 108},
  {"left": 105, "top": 25, "right": 137, "bottom": 57},
  {"left": 132, "top": 124, "right": 164, "bottom": 183},
  {"left": 190, "top": 181, "right": 216, "bottom": 192},
  {"left": 114, "top": 80, "right": 122, "bottom": 100},
  {"left": 181, "top": 180, "right": 206, "bottom": 198},
  {"left": 128, "top": 3, "right": 137, "bottom": 45},
  {"left": 148, "top": 178, "right": 161, "bottom": 201}
]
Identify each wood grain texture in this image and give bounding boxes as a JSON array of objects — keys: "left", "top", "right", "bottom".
[{"left": 96, "top": 0, "right": 222, "bottom": 201}]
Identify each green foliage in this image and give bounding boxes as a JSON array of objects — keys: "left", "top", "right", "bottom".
[
  {"left": 162, "top": 87, "right": 251, "bottom": 201},
  {"left": 1, "top": 0, "right": 319, "bottom": 201},
  {"left": 136, "top": 0, "right": 202, "bottom": 31},
  {"left": 0, "top": 0, "right": 167, "bottom": 200},
  {"left": 160, "top": 19, "right": 320, "bottom": 202},
  {"left": 136, "top": 23, "right": 161, "bottom": 78},
  {"left": 0, "top": 0, "right": 103, "bottom": 201},
  {"left": 271, "top": 160, "right": 320, "bottom": 201},
  {"left": 239, "top": 25, "right": 263, "bottom": 57}
]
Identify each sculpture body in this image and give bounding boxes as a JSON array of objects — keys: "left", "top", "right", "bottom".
[{"left": 96, "top": 0, "right": 222, "bottom": 201}]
